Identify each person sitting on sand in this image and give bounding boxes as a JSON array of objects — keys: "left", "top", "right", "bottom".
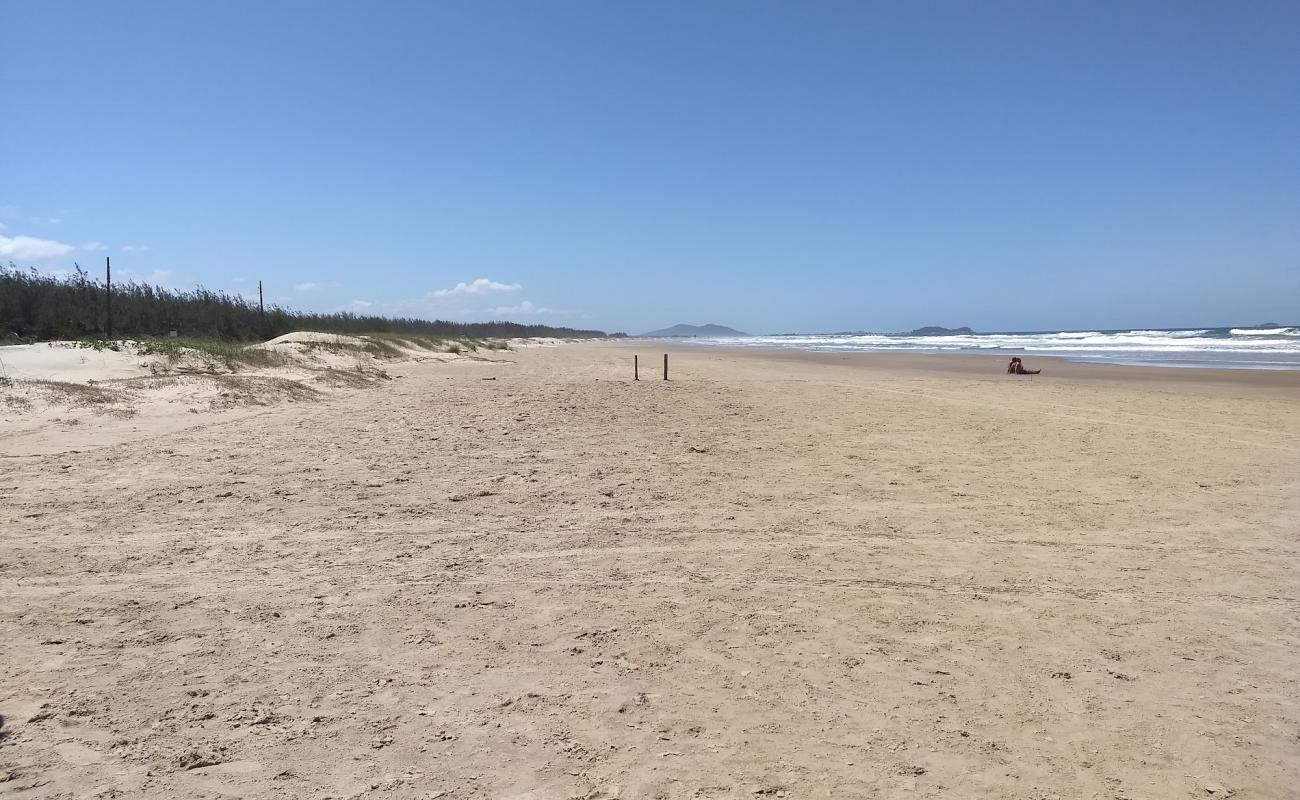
[{"left": 1008, "top": 357, "right": 1040, "bottom": 375}]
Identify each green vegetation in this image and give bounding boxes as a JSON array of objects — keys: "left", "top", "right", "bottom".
[
  {"left": 366, "top": 332, "right": 447, "bottom": 350},
  {"left": 2, "top": 263, "right": 612, "bottom": 342},
  {"left": 359, "top": 337, "right": 406, "bottom": 360},
  {"left": 70, "top": 336, "right": 287, "bottom": 369},
  {"left": 63, "top": 331, "right": 502, "bottom": 375},
  {"left": 24, "top": 378, "right": 124, "bottom": 407},
  {"left": 130, "top": 337, "right": 287, "bottom": 369}
]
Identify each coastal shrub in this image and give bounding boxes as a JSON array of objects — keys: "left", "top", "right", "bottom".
[
  {"left": 360, "top": 338, "right": 405, "bottom": 360},
  {"left": 133, "top": 337, "right": 287, "bottom": 369},
  {"left": 1, "top": 262, "right": 614, "bottom": 342},
  {"left": 26, "top": 379, "right": 123, "bottom": 407}
]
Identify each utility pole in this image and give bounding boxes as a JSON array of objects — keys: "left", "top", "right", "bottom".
[
  {"left": 105, "top": 256, "right": 113, "bottom": 340},
  {"left": 258, "top": 280, "right": 265, "bottom": 317}
]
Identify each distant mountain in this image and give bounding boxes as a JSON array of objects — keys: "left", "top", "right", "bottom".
[
  {"left": 642, "top": 323, "right": 749, "bottom": 337},
  {"left": 907, "top": 326, "right": 976, "bottom": 336}
]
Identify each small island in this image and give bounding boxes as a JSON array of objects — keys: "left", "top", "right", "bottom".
[
  {"left": 907, "top": 326, "right": 976, "bottom": 336},
  {"left": 642, "top": 323, "right": 750, "bottom": 337}
]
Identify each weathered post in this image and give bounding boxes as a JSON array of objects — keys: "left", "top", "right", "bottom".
[
  {"left": 663, "top": 353, "right": 668, "bottom": 381},
  {"left": 259, "top": 280, "right": 265, "bottom": 317},
  {"left": 634, "top": 354, "right": 639, "bottom": 380},
  {"left": 105, "top": 256, "right": 112, "bottom": 340}
]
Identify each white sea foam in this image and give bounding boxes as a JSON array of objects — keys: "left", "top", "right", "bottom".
[
  {"left": 682, "top": 327, "right": 1300, "bottom": 370},
  {"left": 1229, "top": 327, "right": 1300, "bottom": 336}
]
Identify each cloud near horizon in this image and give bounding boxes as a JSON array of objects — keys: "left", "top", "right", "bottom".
[
  {"left": 431, "top": 277, "right": 523, "bottom": 297},
  {"left": 0, "top": 233, "right": 76, "bottom": 261},
  {"left": 294, "top": 281, "right": 340, "bottom": 292},
  {"left": 112, "top": 267, "right": 176, "bottom": 288},
  {"left": 140, "top": 268, "right": 174, "bottom": 287},
  {"left": 485, "top": 300, "right": 559, "bottom": 316}
]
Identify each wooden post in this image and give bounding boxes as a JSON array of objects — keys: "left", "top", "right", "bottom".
[
  {"left": 663, "top": 353, "right": 668, "bottom": 381},
  {"left": 634, "top": 355, "right": 639, "bottom": 380},
  {"left": 258, "top": 280, "right": 265, "bottom": 317},
  {"left": 105, "top": 256, "right": 112, "bottom": 340}
]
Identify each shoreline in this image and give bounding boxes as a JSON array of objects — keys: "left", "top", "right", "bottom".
[
  {"left": 610, "top": 341, "right": 1300, "bottom": 395},
  {"left": 619, "top": 326, "right": 1300, "bottom": 374}
]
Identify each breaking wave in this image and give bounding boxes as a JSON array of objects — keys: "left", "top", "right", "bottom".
[{"left": 674, "top": 326, "right": 1300, "bottom": 370}]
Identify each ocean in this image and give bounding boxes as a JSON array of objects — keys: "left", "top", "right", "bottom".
[{"left": 674, "top": 327, "right": 1300, "bottom": 370}]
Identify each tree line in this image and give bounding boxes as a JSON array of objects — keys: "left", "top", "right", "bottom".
[{"left": 1, "top": 264, "right": 615, "bottom": 342}]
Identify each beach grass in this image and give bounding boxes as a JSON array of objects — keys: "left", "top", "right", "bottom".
[
  {"left": 68, "top": 332, "right": 508, "bottom": 374},
  {"left": 127, "top": 337, "right": 288, "bottom": 369},
  {"left": 24, "top": 378, "right": 125, "bottom": 407},
  {"left": 364, "top": 332, "right": 510, "bottom": 355}
]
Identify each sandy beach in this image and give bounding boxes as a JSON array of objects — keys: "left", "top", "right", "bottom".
[{"left": 2, "top": 341, "right": 1298, "bottom": 799}]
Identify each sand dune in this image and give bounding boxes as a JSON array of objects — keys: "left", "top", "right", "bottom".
[
  {"left": 0, "top": 335, "right": 518, "bottom": 456},
  {"left": 1, "top": 342, "right": 1297, "bottom": 798}
]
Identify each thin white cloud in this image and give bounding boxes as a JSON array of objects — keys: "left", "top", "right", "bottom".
[
  {"left": 294, "top": 281, "right": 338, "bottom": 292},
  {"left": 431, "top": 277, "right": 523, "bottom": 297},
  {"left": 121, "top": 244, "right": 151, "bottom": 253},
  {"left": 22, "top": 265, "right": 75, "bottom": 280},
  {"left": 80, "top": 241, "right": 109, "bottom": 252},
  {"left": 486, "top": 300, "right": 558, "bottom": 316},
  {"left": 345, "top": 299, "right": 373, "bottom": 309},
  {"left": 0, "top": 234, "right": 76, "bottom": 261},
  {"left": 0, "top": 208, "right": 63, "bottom": 226},
  {"left": 118, "top": 268, "right": 175, "bottom": 288}
]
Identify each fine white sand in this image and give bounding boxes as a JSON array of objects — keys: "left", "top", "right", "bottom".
[
  {"left": 0, "top": 341, "right": 159, "bottom": 382},
  {"left": 0, "top": 335, "right": 509, "bottom": 456},
  {"left": 1, "top": 342, "right": 1297, "bottom": 798}
]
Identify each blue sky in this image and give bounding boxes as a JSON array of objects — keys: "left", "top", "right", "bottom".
[{"left": 4, "top": 1, "right": 1298, "bottom": 334}]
